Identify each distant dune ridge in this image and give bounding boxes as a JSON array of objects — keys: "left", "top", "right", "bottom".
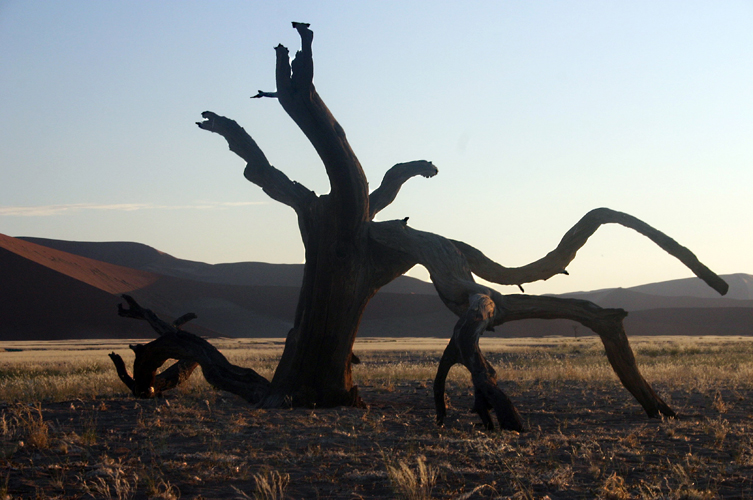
[{"left": 1, "top": 233, "right": 751, "bottom": 340}]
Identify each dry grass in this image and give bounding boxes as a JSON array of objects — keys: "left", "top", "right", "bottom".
[
  {"left": 1, "top": 336, "right": 753, "bottom": 498},
  {"left": 251, "top": 469, "right": 290, "bottom": 500},
  {"left": 385, "top": 454, "right": 438, "bottom": 500}
]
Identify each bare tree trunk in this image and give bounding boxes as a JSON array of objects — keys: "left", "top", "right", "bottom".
[
  {"left": 264, "top": 236, "right": 374, "bottom": 408},
  {"left": 196, "top": 24, "right": 423, "bottom": 408}
]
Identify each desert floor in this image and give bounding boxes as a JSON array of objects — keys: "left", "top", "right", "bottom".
[{"left": 2, "top": 336, "right": 753, "bottom": 499}]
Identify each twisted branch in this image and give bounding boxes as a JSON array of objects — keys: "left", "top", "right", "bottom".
[
  {"left": 196, "top": 111, "right": 315, "bottom": 212},
  {"left": 111, "top": 296, "right": 270, "bottom": 402},
  {"left": 451, "top": 207, "right": 728, "bottom": 295},
  {"left": 434, "top": 294, "right": 525, "bottom": 431},
  {"left": 371, "top": 212, "right": 714, "bottom": 427}
]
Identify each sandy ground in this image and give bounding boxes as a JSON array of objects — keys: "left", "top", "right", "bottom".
[
  {"left": 3, "top": 383, "right": 753, "bottom": 499},
  {"left": 2, "top": 337, "right": 753, "bottom": 498}
]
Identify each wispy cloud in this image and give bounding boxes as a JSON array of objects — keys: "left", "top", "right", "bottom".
[{"left": 0, "top": 201, "right": 266, "bottom": 217}]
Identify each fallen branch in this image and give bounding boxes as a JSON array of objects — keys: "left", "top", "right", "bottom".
[{"left": 110, "top": 295, "right": 270, "bottom": 403}]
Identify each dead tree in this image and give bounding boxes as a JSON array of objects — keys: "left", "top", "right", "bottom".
[{"left": 110, "top": 23, "right": 727, "bottom": 430}]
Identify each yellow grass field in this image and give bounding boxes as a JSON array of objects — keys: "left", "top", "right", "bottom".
[{"left": 2, "top": 336, "right": 753, "bottom": 498}]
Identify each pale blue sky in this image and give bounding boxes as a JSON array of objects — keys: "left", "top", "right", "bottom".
[{"left": 1, "top": 1, "right": 751, "bottom": 294}]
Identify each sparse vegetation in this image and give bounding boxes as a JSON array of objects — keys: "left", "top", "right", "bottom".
[{"left": 2, "top": 336, "right": 753, "bottom": 498}]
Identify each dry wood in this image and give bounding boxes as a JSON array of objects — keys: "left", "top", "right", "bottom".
[
  {"left": 369, "top": 160, "right": 438, "bottom": 219},
  {"left": 108, "top": 351, "right": 198, "bottom": 398},
  {"left": 109, "top": 295, "right": 201, "bottom": 398},
  {"left": 110, "top": 295, "right": 270, "bottom": 402},
  {"left": 450, "top": 207, "right": 728, "bottom": 295},
  {"left": 129, "top": 331, "right": 270, "bottom": 404},
  {"left": 371, "top": 218, "right": 701, "bottom": 427},
  {"left": 109, "top": 24, "right": 728, "bottom": 431},
  {"left": 434, "top": 294, "right": 525, "bottom": 432}
]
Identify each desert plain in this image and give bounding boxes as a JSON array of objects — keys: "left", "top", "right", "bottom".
[{"left": 2, "top": 335, "right": 753, "bottom": 499}]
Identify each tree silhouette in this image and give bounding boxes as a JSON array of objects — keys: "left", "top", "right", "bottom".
[{"left": 110, "top": 24, "right": 727, "bottom": 431}]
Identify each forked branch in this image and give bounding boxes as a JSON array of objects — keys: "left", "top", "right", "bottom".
[
  {"left": 110, "top": 296, "right": 202, "bottom": 398},
  {"left": 371, "top": 212, "right": 713, "bottom": 428},
  {"left": 111, "top": 296, "right": 270, "bottom": 403},
  {"left": 434, "top": 294, "right": 525, "bottom": 432},
  {"left": 273, "top": 23, "right": 369, "bottom": 231},
  {"left": 109, "top": 351, "right": 198, "bottom": 398},
  {"left": 433, "top": 291, "right": 676, "bottom": 430},
  {"left": 129, "top": 331, "right": 271, "bottom": 404},
  {"left": 369, "top": 220, "right": 491, "bottom": 315}
]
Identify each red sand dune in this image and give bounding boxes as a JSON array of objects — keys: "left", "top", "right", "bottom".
[
  {"left": 0, "top": 233, "right": 158, "bottom": 294},
  {"left": 0, "top": 235, "right": 220, "bottom": 340},
  {"left": 2, "top": 233, "right": 752, "bottom": 340},
  {"left": 0, "top": 239, "right": 155, "bottom": 340}
]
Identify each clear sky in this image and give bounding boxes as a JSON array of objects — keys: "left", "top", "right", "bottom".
[{"left": 1, "top": 1, "right": 751, "bottom": 295}]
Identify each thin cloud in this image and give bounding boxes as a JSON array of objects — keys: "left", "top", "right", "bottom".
[{"left": 0, "top": 201, "right": 266, "bottom": 217}]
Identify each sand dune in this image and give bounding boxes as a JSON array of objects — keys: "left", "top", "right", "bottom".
[
  {"left": 0, "top": 235, "right": 220, "bottom": 339},
  {"left": 19, "top": 236, "right": 436, "bottom": 293},
  {"left": 0, "top": 238, "right": 158, "bottom": 340},
  {"left": 556, "top": 286, "right": 753, "bottom": 311},
  {"left": 1, "top": 234, "right": 447, "bottom": 339},
  {"left": 2, "top": 234, "right": 158, "bottom": 295},
  {"left": 3, "top": 233, "right": 752, "bottom": 340}
]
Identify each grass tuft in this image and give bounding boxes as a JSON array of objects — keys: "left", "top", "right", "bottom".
[
  {"left": 1, "top": 403, "right": 49, "bottom": 450},
  {"left": 250, "top": 469, "right": 290, "bottom": 500},
  {"left": 385, "top": 454, "right": 438, "bottom": 500},
  {"left": 601, "top": 472, "right": 630, "bottom": 500}
]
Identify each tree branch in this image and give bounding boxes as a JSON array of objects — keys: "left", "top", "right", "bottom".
[
  {"left": 437, "top": 294, "right": 525, "bottom": 431},
  {"left": 370, "top": 221, "right": 678, "bottom": 421},
  {"left": 274, "top": 23, "right": 369, "bottom": 233},
  {"left": 196, "top": 112, "right": 315, "bottom": 212},
  {"left": 130, "top": 332, "right": 271, "bottom": 404},
  {"left": 433, "top": 291, "right": 675, "bottom": 427},
  {"left": 108, "top": 352, "right": 136, "bottom": 393},
  {"left": 451, "top": 207, "right": 728, "bottom": 296},
  {"left": 117, "top": 294, "right": 180, "bottom": 336},
  {"left": 251, "top": 90, "right": 278, "bottom": 99},
  {"left": 369, "top": 160, "right": 437, "bottom": 219},
  {"left": 491, "top": 293, "right": 675, "bottom": 418},
  {"left": 114, "top": 296, "right": 270, "bottom": 402},
  {"left": 369, "top": 220, "right": 491, "bottom": 315}
]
